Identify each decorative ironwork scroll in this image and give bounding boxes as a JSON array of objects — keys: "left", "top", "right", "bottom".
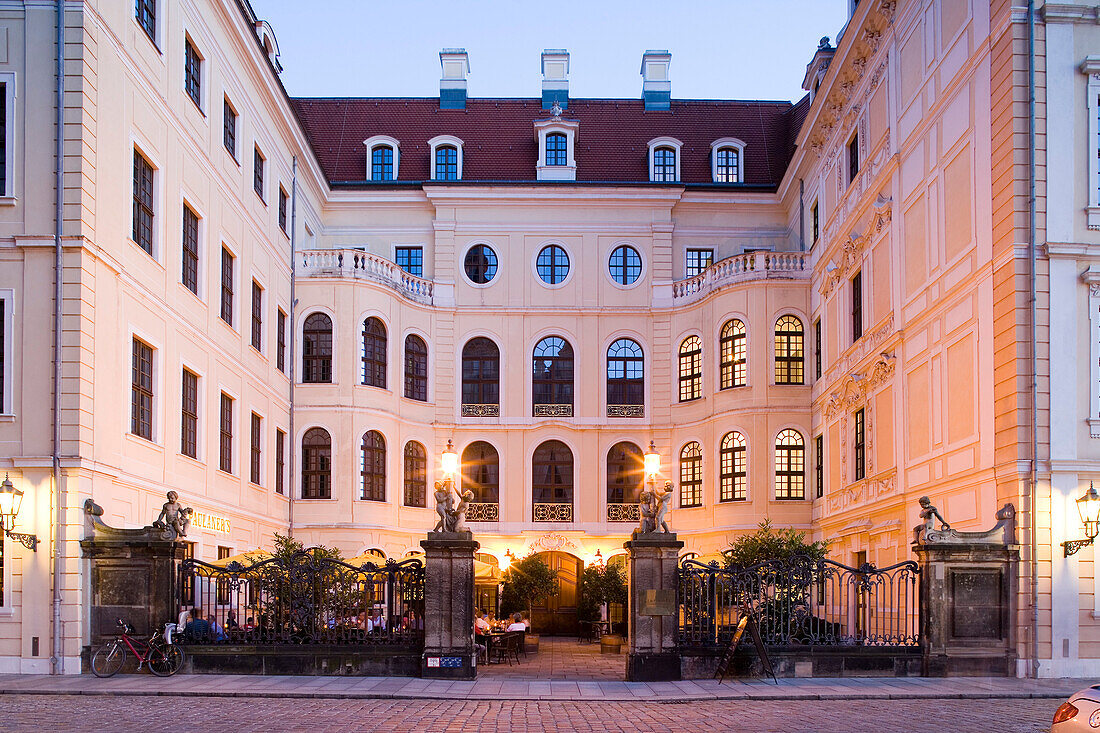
[
  {"left": 533, "top": 503, "right": 573, "bottom": 522},
  {"left": 534, "top": 404, "right": 573, "bottom": 417},
  {"left": 465, "top": 503, "right": 499, "bottom": 522},
  {"left": 607, "top": 503, "right": 640, "bottom": 522},
  {"left": 606, "top": 404, "right": 644, "bottom": 417},
  {"left": 461, "top": 404, "right": 500, "bottom": 417}
]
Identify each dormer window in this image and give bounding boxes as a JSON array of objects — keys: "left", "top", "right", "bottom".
[
  {"left": 546, "top": 134, "right": 567, "bottom": 166},
  {"left": 363, "top": 135, "right": 401, "bottom": 181},
  {"left": 710, "top": 138, "right": 745, "bottom": 183},
  {"left": 428, "top": 135, "right": 464, "bottom": 181},
  {"left": 647, "top": 137, "right": 682, "bottom": 182},
  {"left": 534, "top": 117, "right": 578, "bottom": 181}
]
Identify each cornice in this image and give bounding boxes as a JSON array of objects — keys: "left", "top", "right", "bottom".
[{"left": 1044, "top": 4, "right": 1100, "bottom": 24}]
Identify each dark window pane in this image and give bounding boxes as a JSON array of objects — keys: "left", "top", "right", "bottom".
[
  {"left": 131, "top": 338, "right": 153, "bottom": 440},
  {"left": 182, "top": 205, "right": 199, "bottom": 294},
  {"left": 219, "top": 393, "right": 233, "bottom": 473},
  {"left": 250, "top": 412, "right": 261, "bottom": 484},
  {"left": 532, "top": 440, "right": 573, "bottom": 510},
  {"left": 462, "top": 337, "right": 499, "bottom": 406},
  {"left": 371, "top": 146, "right": 393, "bottom": 181},
  {"left": 253, "top": 147, "right": 264, "bottom": 199},
  {"left": 278, "top": 187, "right": 288, "bottom": 232},
  {"left": 276, "top": 429, "right": 286, "bottom": 494},
  {"left": 361, "top": 317, "right": 387, "bottom": 388},
  {"left": 220, "top": 248, "right": 234, "bottom": 325},
  {"left": 135, "top": 0, "right": 156, "bottom": 42},
  {"left": 464, "top": 244, "right": 497, "bottom": 284},
  {"left": 301, "top": 427, "right": 331, "bottom": 499},
  {"left": 606, "top": 442, "right": 644, "bottom": 504},
  {"left": 606, "top": 338, "right": 644, "bottom": 407},
  {"left": 403, "top": 441, "right": 427, "bottom": 507},
  {"left": 251, "top": 281, "right": 262, "bottom": 351},
  {"left": 184, "top": 39, "right": 201, "bottom": 108},
  {"left": 404, "top": 335, "right": 428, "bottom": 401},
  {"left": 536, "top": 245, "right": 569, "bottom": 285},
  {"left": 277, "top": 309, "right": 286, "bottom": 373},
  {"left": 461, "top": 441, "right": 499, "bottom": 503},
  {"left": 719, "top": 432, "right": 747, "bottom": 502},
  {"left": 396, "top": 247, "right": 423, "bottom": 277},
  {"left": 223, "top": 99, "right": 236, "bottom": 158},
  {"left": 679, "top": 442, "right": 703, "bottom": 507},
  {"left": 653, "top": 147, "right": 676, "bottom": 181},
  {"left": 532, "top": 336, "right": 573, "bottom": 411},
  {"left": 132, "top": 151, "right": 154, "bottom": 255},
  {"left": 435, "top": 145, "right": 458, "bottom": 180},
  {"left": 719, "top": 319, "right": 746, "bottom": 389},
  {"left": 302, "top": 312, "right": 333, "bottom": 383},
  {"left": 609, "top": 245, "right": 641, "bottom": 285},
  {"left": 546, "top": 133, "right": 567, "bottom": 166},
  {"left": 360, "top": 430, "right": 386, "bottom": 501},
  {"left": 181, "top": 369, "right": 197, "bottom": 458}
]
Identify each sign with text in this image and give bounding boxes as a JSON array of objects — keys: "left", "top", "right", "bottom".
[
  {"left": 190, "top": 509, "right": 232, "bottom": 534},
  {"left": 639, "top": 589, "right": 676, "bottom": 616}
]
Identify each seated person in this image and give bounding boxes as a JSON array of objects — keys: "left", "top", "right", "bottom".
[
  {"left": 225, "top": 610, "right": 240, "bottom": 630},
  {"left": 183, "top": 607, "right": 211, "bottom": 642},
  {"left": 521, "top": 612, "right": 531, "bottom": 630},
  {"left": 474, "top": 610, "right": 490, "bottom": 635},
  {"left": 207, "top": 613, "right": 227, "bottom": 642},
  {"left": 370, "top": 607, "right": 386, "bottom": 631},
  {"left": 506, "top": 612, "right": 526, "bottom": 632}
]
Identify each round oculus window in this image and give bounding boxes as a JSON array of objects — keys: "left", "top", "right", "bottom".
[
  {"left": 609, "top": 245, "right": 642, "bottom": 286},
  {"left": 464, "top": 244, "right": 498, "bottom": 284},
  {"left": 536, "top": 244, "right": 570, "bottom": 285}
]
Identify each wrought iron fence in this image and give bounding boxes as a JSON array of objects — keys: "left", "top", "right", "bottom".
[
  {"left": 177, "top": 549, "right": 425, "bottom": 648},
  {"left": 678, "top": 555, "right": 920, "bottom": 648}
]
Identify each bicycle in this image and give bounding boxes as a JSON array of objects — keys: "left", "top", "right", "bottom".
[{"left": 90, "top": 619, "right": 184, "bottom": 677}]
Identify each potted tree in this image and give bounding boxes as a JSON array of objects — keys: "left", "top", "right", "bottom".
[
  {"left": 579, "top": 561, "right": 627, "bottom": 653},
  {"left": 499, "top": 554, "right": 558, "bottom": 652}
]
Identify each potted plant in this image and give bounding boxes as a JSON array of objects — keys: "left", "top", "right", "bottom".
[
  {"left": 499, "top": 554, "right": 558, "bottom": 652},
  {"left": 579, "top": 561, "right": 627, "bottom": 653}
]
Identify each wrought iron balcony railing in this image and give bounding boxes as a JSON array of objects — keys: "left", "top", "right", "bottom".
[{"left": 533, "top": 503, "right": 573, "bottom": 522}]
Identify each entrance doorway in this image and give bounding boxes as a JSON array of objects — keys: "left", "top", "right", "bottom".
[{"left": 530, "top": 551, "right": 581, "bottom": 636}]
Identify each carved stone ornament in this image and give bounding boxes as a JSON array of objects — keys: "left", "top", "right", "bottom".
[
  {"left": 823, "top": 353, "right": 895, "bottom": 419},
  {"left": 637, "top": 480, "right": 673, "bottom": 535},
  {"left": 913, "top": 500, "right": 1016, "bottom": 546},
  {"left": 84, "top": 497, "right": 188, "bottom": 542}
]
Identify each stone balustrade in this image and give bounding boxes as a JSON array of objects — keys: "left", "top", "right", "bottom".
[
  {"left": 670, "top": 251, "right": 811, "bottom": 304},
  {"left": 299, "top": 249, "right": 435, "bottom": 305}
]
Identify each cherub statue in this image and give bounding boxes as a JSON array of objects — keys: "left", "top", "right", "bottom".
[
  {"left": 917, "top": 495, "right": 950, "bottom": 535},
  {"left": 452, "top": 489, "right": 474, "bottom": 533},
  {"left": 432, "top": 481, "right": 455, "bottom": 533},
  {"left": 638, "top": 487, "right": 656, "bottom": 534},
  {"left": 154, "top": 491, "right": 192, "bottom": 538},
  {"left": 652, "top": 481, "right": 673, "bottom": 533}
]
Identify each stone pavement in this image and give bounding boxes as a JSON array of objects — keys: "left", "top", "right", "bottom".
[{"left": 479, "top": 636, "right": 624, "bottom": 679}]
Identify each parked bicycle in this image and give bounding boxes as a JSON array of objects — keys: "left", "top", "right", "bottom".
[{"left": 90, "top": 618, "right": 184, "bottom": 677}]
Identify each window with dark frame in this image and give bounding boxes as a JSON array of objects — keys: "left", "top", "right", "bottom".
[
  {"left": 652, "top": 147, "right": 677, "bottom": 181},
  {"left": 774, "top": 315, "right": 805, "bottom": 385},
  {"left": 719, "top": 431, "right": 747, "bottom": 502},
  {"left": 218, "top": 392, "right": 233, "bottom": 473},
  {"left": 0, "top": 300, "right": 6, "bottom": 414},
  {"left": 223, "top": 99, "right": 236, "bottom": 158},
  {"left": 301, "top": 427, "right": 331, "bottom": 499},
  {"left": 276, "top": 309, "right": 286, "bottom": 373},
  {"left": 275, "top": 429, "right": 286, "bottom": 494},
  {"left": 536, "top": 244, "right": 569, "bottom": 285},
  {"left": 216, "top": 546, "right": 231, "bottom": 605},
  {"left": 607, "top": 338, "right": 644, "bottom": 409},
  {"left": 679, "top": 442, "right": 703, "bottom": 508},
  {"left": 608, "top": 245, "right": 642, "bottom": 285},
  {"left": 135, "top": 0, "right": 156, "bottom": 42},
  {"left": 131, "top": 338, "right": 153, "bottom": 440},
  {"left": 360, "top": 430, "right": 386, "bottom": 502},
  {"left": 404, "top": 334, "right": 428, "bottom": 401},
  {"left": 250, "top": 412, "right": 262, "bottom": 485},
  {"left": 395, "top": 247, "right": 423, "bottom": 277},
  {"left": 606, "top": 442, "right": 644, "bottom": 506},
  {"left": 678, "top": 336, "right": 702, "bottom": 402},
  {"left": 720, "top": 318, "right": 747, "bottom": 389},
  {"left": 848, "top": 133, "right": 859, "bottom": 183},
  {"left": 532, "top": 440, "right": 574, "bottom": 509},
  {"left": 403, "top": 441, "right": 427, "bottom": 507},
  {"left": 371, "top": 146, "right": 394, "bottom": 181},
  {"left": 0, "top": 83, "right": 7, "bottom": 197},
  {"left": 253, "top": 147, "right": 265, "bottom": 200},
  {"left": 775, "top": 429, "right": 805, "bottom": 500},
  {"left": 811, "top": 201, "right": 819, "bottom": 243},
  {"left": 132, "top": 150, "right": 154, "bottom": 255},
  {"left": 181, "top": 368, "right": 198, "bottom": 458},
  {"left": 545, "top": 133, "right": 567, "bottom": 166},
  {"left": 220, "top": 248, "right": 234, "bottom": 325},
  {"left": 251, "top": 280, "right": 262, "bottom": 352},
  {"left": 461, "top": 441, "right": 499, "bottom": 504},
  {"left": 435, "top": 145, "right": 458, "bottom": 180},
  {"left": 184, "top": 38, "right": 201, "bottom": 109},
  {"left": 278, "top": 187, "right": 288, "bottom": 233},
  {"left": 815, "top": 434, "right": 824, "bottom": 499},
  {"left": 461, "top": 337, "right": 499, "bottom": 407},
  {"left": 685, "top": 248, "right": 713, "bottom": 278},
  {"left": 814, "top": 318, "right": 822, "bottom": 380},
  {"left": 302, "top": 312, "right": 333, "bottom": 383},
  {"left": 463, "top": 244, "right": 497, "bottom": 284},
  {"left": 715, "top": 147, "right": 740, "bottom": 182},
  {"left": 854, "top": 408, "right": 866, "bottom": 481},
  {"left": 361, "top": 316, "right": 387, "bottom": 388},
  {"left": 182, "top": 204, "right": 199, "bottom": 295},
  {"left": 852, "top": 271, "right": 863, "bottom": 342},
  {"left": 532, "top": 336, "right": 573, "bottom": 412}
]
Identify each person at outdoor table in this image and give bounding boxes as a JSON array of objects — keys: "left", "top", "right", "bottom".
[
  {"left": 370, "top": 607, "right": 386, "bottom": 631},
  {"left": 408, "top": 609, "right": 423, "bottom": 630},
  {"left": 521, "top": 612, "right": 531, "bottom": 630},
  {"left": 487, "top": 612, "right": 498, "bottom": 629},
  {"left": 474, "top": 609, "right": 490, "bottom": 635},
  {"left": 244, "top": 616, "right": 255, "bottom": 630},
  {"left": 207, "top": 613, "right": 227, "bottom": 642},
  {"left": 357, "top": 610, "right": 371, "bottom": 631},
  {"left": 184, "top": 607, "right": 210, "bottom": 641},
  {"left": 226, "top": 610, "right": 240, "bottom": 630},
  {"left": 506, "top": 612, "right": 526, "bottom": 632}
]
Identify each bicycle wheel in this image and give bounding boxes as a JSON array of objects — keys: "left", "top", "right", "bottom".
[
  {"left": 91, "top": 641, "right": 126, "bottom": 678},
  {"left": 148, "top": 643, "right": 184, "bottom": 677}
]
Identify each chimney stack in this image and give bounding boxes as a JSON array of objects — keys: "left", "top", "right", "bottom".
[
  {"left": 541, "top": 49, "right": 569, "bottom": 110},
  {"left": 439, "top": 48, "right": 470, "bottom": 110},
  {"left": 640, "top": 50, "right": 671, "bottom": 111}
]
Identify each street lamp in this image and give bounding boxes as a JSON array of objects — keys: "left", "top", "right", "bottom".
[
  {"left": 441, "top": 439, "right": 459, "bottom": 479},
  {"left": 0, "top": 474, "right": 39, "bottom": 551},
  {"left": 644, "top": 441, "right": 660, "bottom": 479},
  {"left": 594, "top": 549, "right": 604, "bottom": 567},
  {"left": 1064, "top": 482, "right": 1100, "bottom": 557}
]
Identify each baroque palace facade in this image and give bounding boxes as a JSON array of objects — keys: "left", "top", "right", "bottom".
[{"left": 0, "top": 0, "right": 1096, "bottom": 676}]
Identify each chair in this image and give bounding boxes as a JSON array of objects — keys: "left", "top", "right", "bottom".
[
  {"left": 490, "top": 632, "right": 520, "bottom": 666},
  {"left": 514, "top": 630, "right": 527, "bottom": 659}
]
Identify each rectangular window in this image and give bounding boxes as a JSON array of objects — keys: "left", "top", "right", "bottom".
[
  {"left": 0, "top": 82, "right": 8, "bottom": 197},
  {"left": 811, "top": 201, "right": 819, "bottom": 243},
  {"left": 251, "top": 280, "right": 263, "bottom": 351},
  {"left": 184, "top": 38, "right": 201, "bottom": 109},
  {"left": 814, "top": 318, "right": 822, "bottom": 380},
  {"left": 181, "top": 369, "right": 198, "bottom": 458},
  {"left": 219, "top": 392, "right": 233, "bottom": 473},
  {"left": 179, "top": 542, "right": 195, "bottom": 605},
  {"left": 852, "top": 271, "right": 863, "bottom": 342},
  {"left": 276, "top": 308, "right": 287, "bottom": 373},
  {"left": 275, "top": 429, "right": 286, "bottom": 495},
  {"left": 216, "top": 546, "right": 231, "bottom": 605},
  {"left": 278, "top": 187, "right": 288, "bottom": 233},
  {"left": 135, "top": 0, "right": 156, "bottom": 42},
  {"left": 853, "top": 408, "right": 865, "bottom": 481},
  {"left": 848, "top": 134, "right": 859, "bottom": 184},
  {"left": 250, "top": 412, "right": 261, "bottom": 485},
  {"left": 253, "top": 147, "right": 265, "bottom": 201},
  {"left": 132, "top": 150, "right": 154, "bottom": 255},
  {"left": 685, "top": 248, "right": 714, "bottom": 278},
  {"left": 131, "top": 338, "right": 153, "bottom": 440},
  {"left": 220, "top": 248, "right": 234, "bottom": 326},
  {"left": 395, "top": 246, "right": 423, "bottom": 277},
  {"left": 182, "top": 204, "right": 199, "bottom": 295},
  {"left": 815, "top": 434, "right": 824, "bottom": 499},
  {"left": 0, "top": 298, "right": 6, "bottom": 414},
  {"left": 223, "top": 98, "right": 237, "bottom": 159}
]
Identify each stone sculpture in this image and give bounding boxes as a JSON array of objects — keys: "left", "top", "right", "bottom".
[
  {"left": 432, "top": 481, "right": 455, "bottom": 533},
  {"left": 152, "top": 491, "right": 192, "bottom": 538},
  {"left": 916, "top": 496, "right": 950, "bottom": 536},
  {"left": 637, "top": 482, "right": 673, "bottom": 534},
  {"left": 913, "top": 497, "right": 1017, "bottom": 545},
  {"left": 452, "top": 489, "right": 474, "bottom": 533}
]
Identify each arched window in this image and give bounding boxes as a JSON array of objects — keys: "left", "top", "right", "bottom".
[
  {"left": 652, "top": 147, "right": 677, "bottom": 182},
  {"left": 546, "top": 133, "right": 567, "bottom": 166},
  {"left": 403, "top": 441, "right": 427, "bottom": 507},
  {"left": 536, "top": 244, "right": 570, "bottom": 285},
  {"left": 714, "top": 147, "right": 741, "bottom": 182},
  {"left": 720, "top": 431, "right": 747, "bottom": 502},
  {"left": 774, "top": 315, "right": 805, "bottom": 385},
  {"left": 532, "top": 440, "right": 574, "bottom": 522},
  {"left": 371, "top": 145, "right": 394, "bottom": 181},
  {"left": 361, "top": 317, "right": 387, "bottom": 388},
  {"left": 435, "top": 145, "right": 458, "bottom": 180},
  {"left": 606, "top": 338, "right": 644, "bottom": 415},
  {"left": 360, "top": 430, "right": 386, "bottom": 501},
  {"left": 720, "top": 319, "right": 747, "bottom": 389},
  {"left": 608, "top": 245, "right": 642, "bottom": 285},
  {"left": 302, "top": 313, "right": 332, "bottom": 383},
  {"left": 606, "top": 442, "right": 644, "bottom": 521},
  {"left": 464, "top": 244, "right": 498, "bottom": 284},
  {"left": 301, "top": 427, "right": 331, "bottom": 499},
  {"left": 775, "top": 429, "right": 805, "bottom": 500},
  {"left": 461, "top": 441, "right": 499, "bottom": 505},
  {"left": 679, "top": 442, "right": 703, "bottom": 508},
  {"left": 678, "top": 336, "right": 702, "bottom": 402},
  {"left": 532, "top": 336, "right": 573, "bottom": 416},
  {"left": 404, "top": 334, "right": 428, "bottom": 401},
  {"left": 461, "top": 337, "right": 500, "bottom": 415}
]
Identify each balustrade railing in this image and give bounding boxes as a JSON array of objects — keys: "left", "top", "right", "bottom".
[
  {"left": 607, "top": 503, "right": 640, "bottom": 522},
  {"left": 672, "top": 251, "right": 810, "bottom": 304},
  {"left": 461, "top": 403, "right": 500, "bottom": 417},
  {"left": 299, "top": 249, "right": 434, "bottom": 305},
  {"left": 466, "top": 503, "right": 499, "bottom": 522},
  {"left": 533, "top": 503, "right": 573, "bottom": 522}
]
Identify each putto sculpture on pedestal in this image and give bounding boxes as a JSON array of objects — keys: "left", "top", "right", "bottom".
[
  {"left": 431, "top": 481, "right": 473, "bottom": 536},
  {"left": 152, "top": 491, "right": 193, "bottom": 539},
  {"left": 638, "top": 481, "right": 673, "bottom": 534},
  {"left": 912, "top": 495, "right": 1016, "bottom": 545}
]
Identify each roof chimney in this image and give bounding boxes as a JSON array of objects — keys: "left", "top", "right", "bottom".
[
  {"left": 640, "top": 50, "right": 671, "bottom": 111},
  {"left": 541, "top": 49, "right": 569, "bottom": 110},
  {"left": 439, "top": 48, "right": 469, "bottom": 110}
]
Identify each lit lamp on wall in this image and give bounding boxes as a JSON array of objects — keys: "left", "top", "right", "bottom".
[
  {"left": 0, "top": 474, "right": 39, "bottom": 551},
  {"left": 1063, "top": 482, "right": 1100, "bottom": 557},
  {"left": 502, "top": 548, "right": 515, "bottom": 571},
  {"left": 594, "top": 549, "right": 604, "bottom": 567}
]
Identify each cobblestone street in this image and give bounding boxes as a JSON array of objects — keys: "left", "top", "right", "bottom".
[{"left": 0, "top": 694, "right": 1062, "bottom": 732}]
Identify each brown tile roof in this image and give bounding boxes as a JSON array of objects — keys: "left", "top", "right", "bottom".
[{"left": 291, "top": 97, "right": 808, "bottom": 188}]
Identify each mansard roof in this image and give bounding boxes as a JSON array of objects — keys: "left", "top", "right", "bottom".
[{"left": 291, "top": 96, "right": 809, "bottom": 189}]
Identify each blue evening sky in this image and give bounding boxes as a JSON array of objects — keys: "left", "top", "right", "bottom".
[{"left": 252, "top": 0, "right": 849, "bottom": 103}]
